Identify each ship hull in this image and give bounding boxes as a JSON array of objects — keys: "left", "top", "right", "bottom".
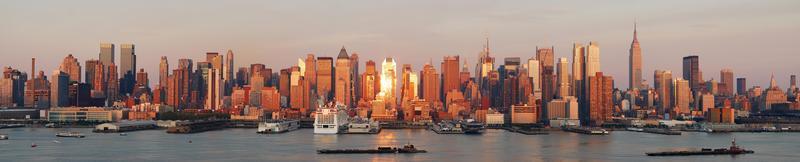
[{"left": 646, "top": 150, "right": 754, "bottom": 156}]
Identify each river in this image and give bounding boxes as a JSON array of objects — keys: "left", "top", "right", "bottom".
[{"left": 0, "top": 128, "right": 797, "bottom": 161}]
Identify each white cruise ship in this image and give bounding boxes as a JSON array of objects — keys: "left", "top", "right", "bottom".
[{"left": 314, "top": 104, "right": 349, "bottom": 134}]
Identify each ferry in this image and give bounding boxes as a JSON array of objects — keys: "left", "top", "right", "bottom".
[
  {"left": 318, "top": 144, "right": 427, "bottom": 154},
  {"left": 258, "top": 120, "right": 300, "bottom": 134},
  {"left": 346, "top": 118, "right": 380, "bottom": 134},
  {"left": 56, "top": 132, "right": 85, "bottom": 138},
  {"left": 0, "top": 134, "right": 8, "bottom": 140},
  {"left": 646, "top": 138, "right": 754, "bottom": 156},
  {"left": 461, "top": 120, "right": 486, "bottom": 134},
  {"left": 314, "top": 103, "right": 349, "bottom": 134}
]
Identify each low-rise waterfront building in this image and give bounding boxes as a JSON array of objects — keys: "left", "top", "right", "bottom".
[{"left": 47, "top": 107, "right": 125, "bottom": 122}]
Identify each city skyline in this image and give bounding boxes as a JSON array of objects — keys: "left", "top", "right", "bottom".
[{"left": 1, "top": 0, "right": 798, "bottom": 88}]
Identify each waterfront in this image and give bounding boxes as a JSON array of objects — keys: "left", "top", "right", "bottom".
[{"left": 1, "top": 128, "right": 799, "bottom": 162}]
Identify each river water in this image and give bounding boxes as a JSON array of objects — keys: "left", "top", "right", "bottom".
[{"left": 0, "top": 128, "right": 797, "bottom": 162}]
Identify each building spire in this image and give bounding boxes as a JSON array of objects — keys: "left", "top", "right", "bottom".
[
  {"left": 633, "top": 21, "right": 639, "bottom": 43},
  {"left": 770, "top": 74, "right": 778, "bottom": 89}
]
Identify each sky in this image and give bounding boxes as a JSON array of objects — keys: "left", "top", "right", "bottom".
[{"left": 1, "top": 0, "right": 798, "bottom": 89}]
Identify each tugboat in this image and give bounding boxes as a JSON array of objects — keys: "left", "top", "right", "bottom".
[
  {"left": 318, "top": 144, "right": 427, "bottom": 154},
  {"left": 646, "top": 138, "right": 754, "bottom": 156},
  {"left": 56, "top": 132, "right": 85, "bottom": 138}
]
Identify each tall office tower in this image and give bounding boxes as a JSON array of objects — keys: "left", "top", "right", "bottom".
[
  {"left": 59, "top": 54, "right": 81, "bottom": 83},
  {"left": 584, "top": 72, "right": 613, "bottom": 126},
  {"left": 528, "top": 59, "right": 541, "bottom": 100},
  {"left": 335, "top": 48, "right": 352, "bottom": 107},
  {"left": 361, "top": 60, "right": 379, "bottom": 102},
  {"left": 235, "top": 67, "right": 249, "bottom": 86},
  {"left": 90, "top": 61, "right": 106, "bottom": 97},
  {"left": 196, "top": 62, "right": 211, "bottom": 103},
  {"left": 585, "top": 42, "right": 600, "bottom": 78},
  {"left": 476, "top": 38, "right": 494, "bottom": 90},
  {"left": 1, "top": 67, "right": 27, "bottom": 107},
  {"left": 350, "top": 53, "right": 360, "bottom": 103},
  {"left": 279, "top": 68, "right": 290, "bottom": 107},
  {"left": 572, "top": 43, "right": 585, "bottom": 98},
  {"left": 225, "top": 50, "right": 234, "bottom": 95},
  {"left": 536, "top": 47, "right": 555, "bottom": 103},
  {"left": 556, "top": 57, "right": 570, "bottom": 98},
  {"left": 736, "top": 78, "right": 747, "bottom": 95},
  {"left": 761, "top": 75, "right": 787, "bottom": 111},
  {"left": 673, "top": 78, "right": 692, "bottom": 114},
  {"left": 401, "top": 64, "right": 415, "bottom": 101},
  {"left": 719, "top": 69, "right": 734, "bottom": 97},
  {"left": 249, "top": 64, "right": 268, "bottom": 87},
  {"left": 99, "top": 43, "right": 115, "bottom": 69},
  {"left": 316, "top": 57, "right": 334, "bottom": 101},
  {"left": 304, "top": 54, "right": 317, "bottom": 90},
  {"left": 379, "top": 58, "right": 397, "bottom": 107},
  {"left": 629, "top": 24, "right": 643, "bottom": 90},
  {"left": 135, "top": 69, "right": 149, "bottom": 88},
  {"left": 159, "top": 56, "right": 169, "bottom": 88},
  {"left": 290, "top": 66, "right": 305, "bottom": 110},
  {"left": 304, "top": 54, "right": 317, "bottom": 112},
  {"left": 120, "top": 44, "right": 136, "bottom": 96},
  {"left": 791, "top": 75, "right": 797, "bottom": 88},
  {"left": 106, "top": 63, "right": 119, "bottom": 103},
  {"left": 205, "top": 68, "right": 222, "bottom": 110},
  {"left": 654, "top": 70, "right": 673, "bottom": 114},
  {"left": 682, "top": 56, "right": 701, "bottom": 93},
  {"left": 51, "top": 70, "right": 70, "bottom": 108},
  {"left": 420, "top": 63, "right": 440, "bottom": 103},
  {"left": 85, "top": 60, "right": 99, "bottom": 88},
  {"left": 171, "top": 59, "right": 193, "bottom": 110},
  {"left": 442, "top": 56, "right": 461, "bottom": 97}
]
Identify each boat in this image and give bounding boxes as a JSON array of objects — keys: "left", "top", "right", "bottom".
[
  {"left": 119, "top": 133, "right": 128, "bottom": 136},
  {"left": 627, "top": 127, "right": 644, "bottom": 132},
  {"left": 56, "top": 132, "right": 85, "bottom": 138},
  {"left": 646, "top": 138, "right": 754, "bottom": 156},
  {"left": 0, "top": 134, "right": 7, "bottom": 140},
  {"left": 258, "top": 120, "right": 300, "bottom": 134},
  {"left": 346, "top": 118, "right": 380, "bottom": 134},
  {"left": 318, "top": 144, "right": 427, "bottom": 154},
  {"left": 313, "top": 103, "right": 349, "bottom": 134},
  {"left": 31, "top": 143, "right": 37, "bottom": 147},
  {"left": 461, "top": 120, "right": 486, "bottom": 134}
]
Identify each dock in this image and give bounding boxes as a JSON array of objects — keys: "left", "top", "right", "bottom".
[
  {"left": 167, "top": 120, "right": 227, "bottom": 134},
  {"left": 503, "top": 127, "right": 549, "bottom": 135},
  {"left": 0, "top": 124, "right": 25, "bottom": 129},
  {"left": 642, "top": 128, "right": 682, "bottom": 135}
]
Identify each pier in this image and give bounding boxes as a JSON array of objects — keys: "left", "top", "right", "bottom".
[
  {"left": 167, "top": 120, "right": 228, "bottom": 134},
  {"left": 562, "top": 127, "right": 609, "bottom": 135}
]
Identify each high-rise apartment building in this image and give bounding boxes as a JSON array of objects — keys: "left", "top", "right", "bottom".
[
  {"left": 584, "top": 72, "right": 613, "bottom": 126},
  {"left": 442, "top": 56, "right": 461, "bottom": 97},
  {"left": 335, "top": 47, "right": 352, "bottom": 107},
  {"left": 556, "top": 57, "right": 570, "bottom": 98},
  {"left": 719, "top": 69, "right": 734, "bottom": 97},
  {"left": 654, "top": 70, "right": 673, "bottom": 114},
  {"left": 59, "top": 54, "right": 81, "bottom": 83}
]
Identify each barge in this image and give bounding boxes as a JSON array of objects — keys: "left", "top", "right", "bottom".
[
  {"left": 646, "top": 139, "right": 754, "bottom": 156},
  {"left": 56, "top": 132, "right": 85, "bottom": 138},
  {"left": 318, "top": 144, "right": 427, "bottom": 154}
]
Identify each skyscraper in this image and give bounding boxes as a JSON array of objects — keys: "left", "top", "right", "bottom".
[
  {"left": 120, "top": 43, "right": 136, "bottom": 96},
  {"left": 673, "top": 78, "right": 692, "bottom": 114},
  {"left": 528, "top": 59, "right": 541, "bottom": 100},
  {"left": 159, "top": 56, "right": 169, "bottom": 88},
  {"left": 99, "top": 43, "right": 115, "bottom": 69},
  {"left": 350, "top": 53, "right": 360, "bottom": 104},
  {"left": 682, "top": 56, "right": 701, "bottom": 93},
  {"left": 442, "top": 56, "right": 461, "bottom": 97},
  {"left": 59, "top": 54, "right": 81, "bottom": 83},
  {"left": 335, "top": 47, "right": 352, "bottom": 107},
  {"left": 584, "top": 72, "right": 613, "bottom": 126},
  {"left": 361, "top": 60, "right": 379, "bottom": 102},
  {"left": 51, "top": 70, "right": 70, "bottom": 108},
  {"left": 400, "top": 64, "right": 418, "bottom": 101},
  {"left": 536, "top": 47, "right": 555, "bottom": 103},
  {"left": 736, "top": 78, "right": 747, "bottom": 95},
  {"left": 585, "top": 42, "right": 601, "bottom": 77},
  {"left": 205, "top": 68, "right": 222, "bottom": 110},
  {"left": 421, "top": 63, "right": 440, "bottom": 103},
  {"left": 379, "top": 58, "right": 397, "bottom": 108},
  {"left": 225, "top": 50, "right": 234, "bottom": 95},
  {"left": 654, "top": 70, "right": 673, "bottom": 114},
  {"left": 316, "top": 57, "right": 334, "bottom": 101},
  {"left": 571, "top": 43, "right": 585, "bottom": 98},
  {"left": 556, "top": 57, "right": 570, "bottom": 98},
  {"left": 629, "top": 23, "right": 642, "bottom": 90},
  {"left": 719, "top": 69, "right": 734, "bottom": 96}
]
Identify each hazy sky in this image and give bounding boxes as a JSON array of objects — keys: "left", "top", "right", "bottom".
[{"left": 1, "top": 0, "right": 798, "bottom": 88}]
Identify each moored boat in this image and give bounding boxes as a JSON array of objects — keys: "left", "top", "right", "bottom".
[
  {"left": 258, "top": 120, "right": 300, "bottom": 134},
  {"left": 318, "top": 144, "right": 427, "bottom": 154},
  {"left": 646, "top": 138, "right": 754, "bottom": 156},
  {"left": 0, "top": 134, "right": 8, "bottom": 140},
  {"left": 56, "top": 132, "right": 85, "bottom": 138}
]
